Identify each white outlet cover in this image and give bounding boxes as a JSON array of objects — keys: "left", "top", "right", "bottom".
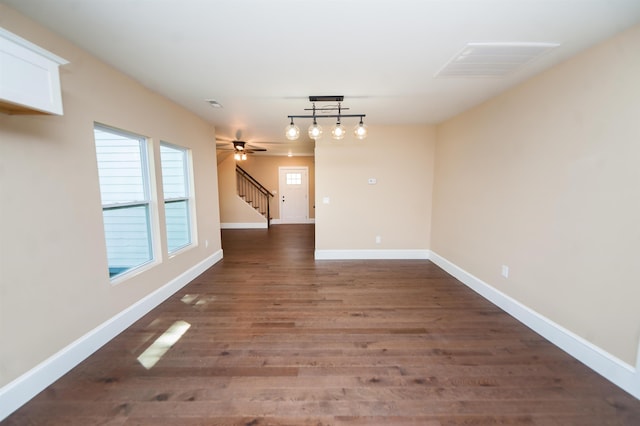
[{"left": 501, "top": 265, "right": 509, "bottom": 278}]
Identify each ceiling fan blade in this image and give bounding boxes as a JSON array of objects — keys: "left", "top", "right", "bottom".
[
  {"left": 218, "top": 137, "right": 268, "bottom": 153},
  {"left": 245, "top": 143, "right": 267, "bottom": 151}
]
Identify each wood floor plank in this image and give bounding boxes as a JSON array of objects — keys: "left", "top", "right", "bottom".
[{"left": 3, "top": 224, "right": 639, "bottom": 425}]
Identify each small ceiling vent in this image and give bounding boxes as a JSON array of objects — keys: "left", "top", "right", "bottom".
[
  {"left": 206, "top": 99, "right": 223, "bottom": 108},
  {"left": 436, "top": 42, "right": 560, "bottom": 77}
]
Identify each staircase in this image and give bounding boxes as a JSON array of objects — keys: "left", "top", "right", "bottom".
[{"left": 236, "top": 165, "right": 274, "bottom": 227}]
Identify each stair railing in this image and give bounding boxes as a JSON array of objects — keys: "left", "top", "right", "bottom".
[{"left": 236, "top": 165, "right": 274, "bottom": 227}]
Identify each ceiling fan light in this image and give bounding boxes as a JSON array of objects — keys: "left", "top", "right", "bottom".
[
  {"left": 308, "top": 121, "right": 323, "bottom": 140},
  {"left": 354, "top": 119, "right": 368, "bottom": 140},
  {"left": 241, "top": 153, "right": 247, "bottom": 161},
  {"left": 285, "top": 121, "right": 300, "bottom": 140},
  {"left": 234, "top": 152, "right": 241, "bottom": 161},
  {"left": 331, "top": 122, "right": 346, "bottom": 140}
]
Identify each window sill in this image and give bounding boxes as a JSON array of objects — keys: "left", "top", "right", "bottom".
[
  {"left": 109, "top": 260, "right": 159, "bottom": 286},
  {"left": 167, "top": 243, "right": 195, "bottom": 260}
]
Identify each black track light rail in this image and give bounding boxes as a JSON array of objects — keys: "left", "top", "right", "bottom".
[
  {"left": 290, "top": 96, "right": 364, "bottom": 119},
  {"left": 287, "top": 114, "right": 365, "bottom": 119}
]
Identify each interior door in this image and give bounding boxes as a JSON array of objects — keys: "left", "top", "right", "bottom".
[{"left": 278, "top": 167, "right": 309, "bottom": 223}]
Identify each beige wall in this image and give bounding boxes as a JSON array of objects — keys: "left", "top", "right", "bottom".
[
  {"left": 0, "top": 6, "right": 221, "bottom": 386},
  {"left": 315, "top": 125, "right": 435, "bottom": 250},
  {"left": 432, "top": 25, "right": 640, "bottom": 365}
]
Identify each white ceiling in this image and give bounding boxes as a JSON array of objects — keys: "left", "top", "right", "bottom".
[{"left": 4, "top": 0, "right": 640, "bottom": 156}]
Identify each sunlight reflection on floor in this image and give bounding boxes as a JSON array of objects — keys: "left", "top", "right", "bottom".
[{"left": 136, "top": 320, "right": 190, "bottom": 369}]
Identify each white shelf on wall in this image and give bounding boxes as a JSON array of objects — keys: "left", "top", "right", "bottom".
[{"left": 0, "top": 27, "right": 69, "bottom": 115}]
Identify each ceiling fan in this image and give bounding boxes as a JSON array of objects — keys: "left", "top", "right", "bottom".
[
  {"left": 216, "top": 131, "right": 267, "bottom": 160},
  {"left": 216, "top": 139, "right": 267, "bottom": 153}
]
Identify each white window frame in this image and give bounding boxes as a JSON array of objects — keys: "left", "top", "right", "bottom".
[
  {"left": 94, "top": 123, "right": 158, "bottom": 282},
  {"left": 160, "top": 141, "right": 194, "bottom": 255}
]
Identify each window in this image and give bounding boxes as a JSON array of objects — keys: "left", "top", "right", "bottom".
[
  {"left": 286, "top": 173, "right": 302, "bottom": 185},
  {"left": 160, "top": 143, "right": 192, "bottom": 253},
  {"left": 94, "top": 125, "right": 153, "bottom": 278}
]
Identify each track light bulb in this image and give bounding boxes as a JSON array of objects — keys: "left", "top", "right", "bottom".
[
  {"left": 354, "top": 118, "right": 368, "bottom": 140},
  {"left": 308, "top": 119, "right": 323, "bottom": 140},
  {"left": 285, "top": 119, "right": 300, "bottom": 140},
  {"left": 331, "top": 120, "right": 345, "bottom": 140}
]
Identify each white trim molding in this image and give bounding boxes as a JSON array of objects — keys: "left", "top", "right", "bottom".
[
  {"left": 428, "top": 251, "right": 640, "bottom": 400},
  {"left": 220, "top": 222, "right": 267, "bottom": 229},
  {"left": 0, "top": 250, "right": 223, "bottom": 421},
  {"left": 271, "top": 218, "right": 315, "bottom": 225},
  {"left": 315, "top": 249, "right": 430, "bottom": 260}
]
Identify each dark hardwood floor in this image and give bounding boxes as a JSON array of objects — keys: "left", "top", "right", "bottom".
[{"left": 4, "top": 224, "right": 639, "bottom": 425}]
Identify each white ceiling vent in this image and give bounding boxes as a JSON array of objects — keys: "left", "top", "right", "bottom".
[
  {"left": 436, "top": 42, "right": 560, "bottom": 77},
  {"left": 205, "top": 99, "right": 223, "bottom": 108}
]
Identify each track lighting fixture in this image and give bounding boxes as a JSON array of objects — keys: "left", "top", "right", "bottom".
[
  {"left": 286, "top": 96, "right": 367, "bottom": 141},
  {"left": 285, "top": 117, "right": 300, "bottom": 140},
  {"left": 330, "top": 105, "right": 346, "bottom": 140},
  {"left": 354, "top": 117, "right": 368, "bottom": 140},
  {"left": 331, "top": 119, "right": 346, "bottom": 140},
  {"left": 308, "top": 117, "right": 323, "bottom": 139}
]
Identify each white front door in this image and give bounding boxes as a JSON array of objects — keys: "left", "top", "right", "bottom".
[{"left": 278, "top": 167, "right": 309, "bottom": 223}]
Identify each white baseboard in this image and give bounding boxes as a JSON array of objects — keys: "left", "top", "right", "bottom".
[
  {"left": 315, "top": 249, "right": 430, "bottom": 260},
  {"left": 428, "top": 251, "right": 640, "bottom": 400},
  {"left": 0, "top": 250, "right": 223, "bottom": 421},
  {"left": 221, "top": 220, "right": 316, "bottom": 228},
  {"left": 220, "top": 222, "right": 267, "bottom": 229},
  {"left": 271, "top": 218, "right": 315, "bottom": 225}
]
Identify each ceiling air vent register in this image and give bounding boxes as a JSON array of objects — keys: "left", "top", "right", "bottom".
[{"left": 436, "top": 42, "right": 560, "bottom": 77}]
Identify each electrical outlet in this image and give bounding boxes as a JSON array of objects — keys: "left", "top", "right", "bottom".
[
  {"left": 501, "top": 265, "right": 509, "bottom": 278},
  {"left": 375, "top": 235, "right": 381, "bottom": 244}
]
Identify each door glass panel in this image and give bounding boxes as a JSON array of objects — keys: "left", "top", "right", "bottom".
[{"left": 286, "top": 173, "right": 302, "bottom": 185}]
